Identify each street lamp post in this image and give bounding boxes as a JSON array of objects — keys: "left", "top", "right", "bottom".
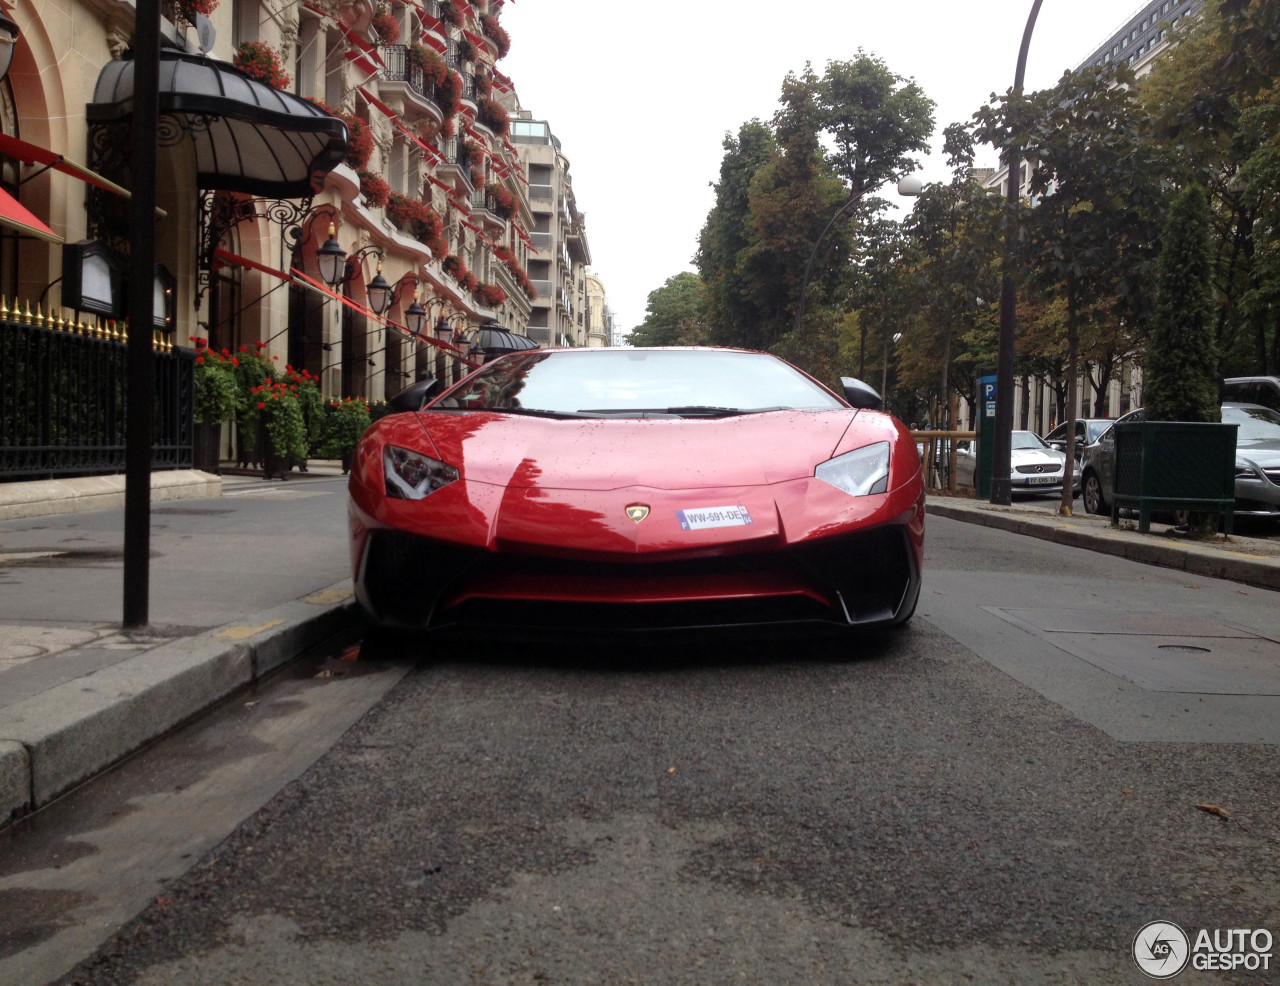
[
  {"left": 793, "top": 177, "right": 924, "bottom": 337},
  {"left": 991, "top": 0, "right": 1044, "bottom": 506}
]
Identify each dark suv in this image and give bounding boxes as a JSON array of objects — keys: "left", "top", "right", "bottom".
[{"left": 1222, "top": 377, "right": 1280, "bottom": 414}]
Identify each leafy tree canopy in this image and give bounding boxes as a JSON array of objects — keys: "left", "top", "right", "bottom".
[{"left": 627, "top": 272, "right": 707, "bottom": 347}]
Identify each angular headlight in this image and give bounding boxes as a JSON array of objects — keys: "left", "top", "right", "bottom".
[
  {"left": 816, "top": 442, "right": 890, "bottom": 497},
  {"left": 383, "top": 445, "right": 459, "bottom": 500}
]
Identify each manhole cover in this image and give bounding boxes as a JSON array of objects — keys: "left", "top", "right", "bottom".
[{"left": 1158, "top": 644, "right": 1212, "bottom": 654}]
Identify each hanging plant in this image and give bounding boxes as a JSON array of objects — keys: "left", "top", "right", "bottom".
[
  {"left": 457, "top": 37, "right": 476, "bottom": 63},
  {"left": 309, "top": 99, "right": 375, "bottom": 171},
  {"left": 387, "top": 192, "right": 447, "bottom": 256},
  {"left": 479, "top": 14, "right": 510, "bottom": 58},
  {"left": 234, "top": 41, "right": 291, "bottom": 90},
  {"left": 437, "top": 69, "right": 463, "bottom": 119},
  {"left": 486, "top": 181, "right": 516, "bottom": 220},
  {"left": 475, "top": 282, "right": 506, "bottom": 308},
  {"left": 358, "top": 169, "right": 391, "bottom": 207},
  {"left": 438, "top": 0, "right": 464, "bottom": 27},
  {"left": 477, "top": 96, "right": 509, "bottom": 137},
  {"left": 475, "top": 72, "right": 493, "bottom": 99},
  {"left": 372, "top": 5, "right": 400, "bottom": 45},
  {"left": 176, "top": 0, "right": 219, "bottom": 24},
  {"left": 495, "top": 245, "right": 536, "bottom": 299},
  {"left": 346, "top": 116, "right": 375, "bottom": 171}
]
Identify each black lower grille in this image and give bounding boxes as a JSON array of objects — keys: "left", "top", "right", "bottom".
[{"left": 358, "top": 522, "right": 918, "bottom": 633}]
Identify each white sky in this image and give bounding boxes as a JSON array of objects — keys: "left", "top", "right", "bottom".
[{"left": 498, "top": 0, "right": 1145, "bottom": 334}]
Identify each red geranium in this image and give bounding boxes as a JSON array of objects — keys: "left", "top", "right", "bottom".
[{"left": 234, "top": 41, "right": 291, "bottom": 90}]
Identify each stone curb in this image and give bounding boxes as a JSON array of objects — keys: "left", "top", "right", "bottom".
[
  {"left": 0, "top": 581, "right": 361, "bottom": 827},
  {"left": 926, "top": 501, "right": 1280, "bottom": 592},
  {"left": 0, "top": 470, "right": 222, "bottom": 521}
]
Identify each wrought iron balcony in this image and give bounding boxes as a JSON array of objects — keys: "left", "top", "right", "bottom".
[{"left": 381, "top": 45, "right": 441, "bottom": 109}]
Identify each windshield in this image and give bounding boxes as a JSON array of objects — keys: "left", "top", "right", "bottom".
[
  {"left": 1012, "top": 431, "right": 1051, "bottom": 450},
  {"left": 1223, "top": 404, "right": 1280, "bottom": 442},
  {"left": 433, "top": 349, "right": 846, "bottom": 416}
]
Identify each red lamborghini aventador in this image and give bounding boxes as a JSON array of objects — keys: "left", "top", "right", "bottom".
[{"left": 348, "top": 347, "right": 924, "bottom": 636}]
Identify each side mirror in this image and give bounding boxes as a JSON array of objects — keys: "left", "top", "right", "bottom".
[
  {"left": 387, "top": 377, "right": 443, "bottom": 413},
  {"left": 840, "top": 377, "right": 883, "bottom": 410}
]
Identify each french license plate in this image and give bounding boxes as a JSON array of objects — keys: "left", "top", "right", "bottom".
[
  {"left": 1025, "top": 475, "right": 1057, "bottom": 485},
  {"left": 677, "top": 505, "right": 753, "bottom": 530}
]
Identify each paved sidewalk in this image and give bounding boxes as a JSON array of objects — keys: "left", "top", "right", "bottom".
[
  {"left": 926, "top": 495, "right": 1280, "bottom": 592},
  {"left": 2, "top": 472, "right": 1278, "bottom": 831},
  {"left": 0, "top": 464, "right": 359, "bottom": 827}
]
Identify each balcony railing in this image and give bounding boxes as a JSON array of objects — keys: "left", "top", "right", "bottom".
[
  {"left": 382, "top": 45, "right": 441, "bottom": 108},
  {"left": 437, "top": 137, "right": 472, "bottom": 179}
]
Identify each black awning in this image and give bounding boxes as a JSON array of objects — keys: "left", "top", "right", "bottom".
[
  {"left": 87, "top": 50, "right": 348, "bottom": 199},
  {"left": 475, "top": 325, "right": 541, "bottom": 362}
]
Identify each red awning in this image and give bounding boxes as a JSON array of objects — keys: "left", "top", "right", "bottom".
[
  {"left": 305, "top": 4, "right": 385, "bottom": 67},
  {"left": 214, "top": 248, "right": 475, "bottom": 360},
  {"left": 0, "top": 133, "right": 139, "bottom": 201},
  {"left": 0, "top": 186, "right": 60, "bottom": 243}
]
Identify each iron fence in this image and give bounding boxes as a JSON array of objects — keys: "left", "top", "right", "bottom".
[{"left": 0, "top": 305, "right": 193, "bottom": 479}]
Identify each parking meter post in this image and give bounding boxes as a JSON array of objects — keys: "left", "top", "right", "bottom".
[{"left": 976, "top": 372, "right": 997, "bottom": 499}]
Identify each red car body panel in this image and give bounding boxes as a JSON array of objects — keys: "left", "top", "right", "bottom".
[{"left": 348, "top": 353, "right": 925, "bottom": 635}]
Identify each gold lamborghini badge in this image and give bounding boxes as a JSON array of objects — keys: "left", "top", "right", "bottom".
[{"left": 625, "top": 504, "right": 650, "bottom": 523}]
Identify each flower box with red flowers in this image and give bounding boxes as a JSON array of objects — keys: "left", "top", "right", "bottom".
[{"left": 234, "top": 41, "right": 291, "bottom": 90}]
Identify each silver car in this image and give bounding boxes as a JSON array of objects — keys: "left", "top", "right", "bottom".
[
  {"left": 1079, "top": 403, "right": 1280, "bottom": 518},
  {"left": 955, "top": 430, "right": 1069, "bottom": 496}
]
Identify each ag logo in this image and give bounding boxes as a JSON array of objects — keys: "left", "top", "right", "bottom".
[
  {"left": 625, "top": 504, "right": 650, "bottom": 523},
  {"left": 1133, "top": 921, "right": 1191, "bottom": 979}
]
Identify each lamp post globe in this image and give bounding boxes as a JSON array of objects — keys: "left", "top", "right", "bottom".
[
  {"left": 405, "top": 293, "right": 427, "bottom": 337},
  {"left": 366, "top": 262, "right": 393, "bottom": 316},
  {"left": 317, "top": 223, "right": 346, "bottom": 288}
]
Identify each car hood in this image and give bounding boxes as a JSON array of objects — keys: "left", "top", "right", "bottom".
[
  {"left": 415, "top": 409, "right": 864, "bottom": 491},
  {"left": 1238, "top": 438, "right": 1280, "bottom": 467},
  {"left": 1011, "top": 447, "right": 1065, "bottom": 467}
]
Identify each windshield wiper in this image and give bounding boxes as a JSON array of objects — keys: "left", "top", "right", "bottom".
[
  {"left": 440, "top": 405, "right": 585, "bottom": 419},
  {"left": 577, "top": 406, "right": 788, "bottom": 418}
]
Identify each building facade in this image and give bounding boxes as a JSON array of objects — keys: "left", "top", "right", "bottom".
[
  {"left": 508, "top": 112, "right": 591, "bottom": 346},
  {"left": 0, "top": 0, "right": 590, "bottom": 421}
]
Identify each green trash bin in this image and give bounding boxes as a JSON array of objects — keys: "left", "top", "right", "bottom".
[{"left": 1112, "top": 421, "right": 1237, "bottom": 533}]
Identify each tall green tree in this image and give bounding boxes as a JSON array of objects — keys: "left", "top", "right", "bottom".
[
  {"left": 1143, "top": 185, "right": 1221, "bottom": 422},
  {"left": 975, "top": 66, "right": 1165, "bottom": 514},
  {"left": 1141, "top": 0, "right": 1280, "bottom": 373},
  {"left": 899, "top": 124, "right": 1000, "bottom": 428},
  {"left": 696, "top": 121, "right": 779, "bottom": 349},
  {"left": 695, "top": 55, "right": 934, "bottom": 372},
  {"left": 627, "top": 272, "right": 707, "bottom": 347}
]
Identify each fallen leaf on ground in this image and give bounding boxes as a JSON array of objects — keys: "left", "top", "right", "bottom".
[
  {"left": 1122, "top": 788, "right": 1132, "bottom": 795},
  {"left": 1195, "top": 803, "right": 1232, "bottom": 819}
]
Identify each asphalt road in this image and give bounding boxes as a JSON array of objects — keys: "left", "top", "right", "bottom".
[{"left": 14, "top": 516, "right": 1280, "bottom": 985}]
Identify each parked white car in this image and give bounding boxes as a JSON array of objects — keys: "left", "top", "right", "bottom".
[{"left": 955, "top": 431, "right": 1070, "bottom": 496}]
